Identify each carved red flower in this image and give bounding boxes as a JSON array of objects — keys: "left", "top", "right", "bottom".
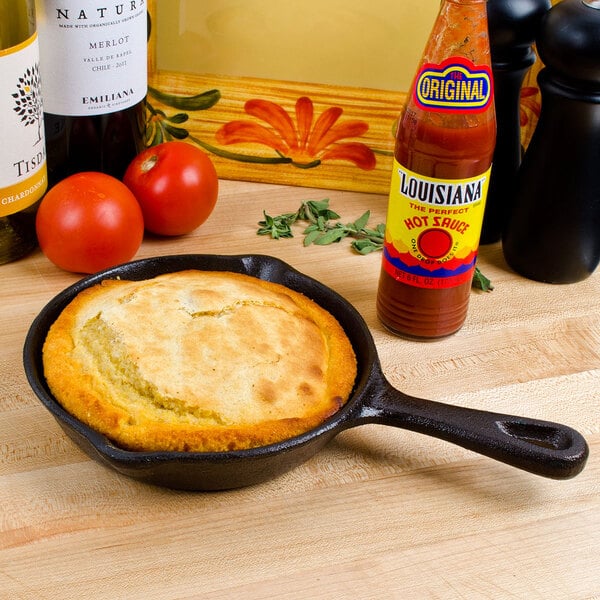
[{"left": 215, "top": 96, "right": 376, "bottom": 170}]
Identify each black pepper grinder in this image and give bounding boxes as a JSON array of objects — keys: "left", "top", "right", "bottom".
[
  {"left": 503, "top": 0, "right": 600, "bottom": 283},
  {"left": 481, "top": 0, "right": 550, "bottom": 244}
]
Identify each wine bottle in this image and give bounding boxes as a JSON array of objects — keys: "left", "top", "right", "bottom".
[
  {"left": 0, "top": 0, "right": 47, "bottom": 264},
  {"left": 35, "top": 0, "right": 147, "bottom": 186}
]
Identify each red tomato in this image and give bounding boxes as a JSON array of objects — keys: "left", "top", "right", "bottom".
[
  {"left": 123, "top": 141, "right": 218, "bottom": 236},
  {"left": 36, "top": 172, "right": 144, "bottom": 274}
]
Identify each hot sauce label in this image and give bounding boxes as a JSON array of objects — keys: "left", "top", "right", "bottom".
[
  {"left": 382, "top": 160, "right": 491, "bottom": 289},
  {"left": 414, "top": 57, "right": 493, "bottom": 113}
]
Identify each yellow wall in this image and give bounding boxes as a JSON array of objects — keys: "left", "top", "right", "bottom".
[{"left": 155, "top": 0, "right": 441, "bottom": 92}]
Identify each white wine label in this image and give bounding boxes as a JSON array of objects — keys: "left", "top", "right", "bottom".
[
  {"left": 0, "top": 32, "right": 47, "bottom": 215},
  {"left": 37, "top": 0, "right": 147, "bottom": 116}
]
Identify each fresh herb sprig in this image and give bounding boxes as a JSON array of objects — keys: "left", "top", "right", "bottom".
[
  {"left": 257, "top": 198, "right": 494, "bottom": 291},
  {"left": 258, "top": 199, "right": 385, "bottom": 254},
  {"left": 472, "top": 266, "right": 494, "bottom": 292}
]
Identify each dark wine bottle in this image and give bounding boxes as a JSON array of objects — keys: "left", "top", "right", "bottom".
[
  {"left": 0, "top": 0, "right": 47, "bottom": 264},
  {"left": 36, "top": 1, "right": 147, "bottom": 187}
]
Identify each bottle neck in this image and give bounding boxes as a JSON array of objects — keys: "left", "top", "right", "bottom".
[
  {"left": 422, "top": 0, "right": 491, "bottom": 65},
  {"left": 0, "top": 0, "right": 35, "bottom": 49}
]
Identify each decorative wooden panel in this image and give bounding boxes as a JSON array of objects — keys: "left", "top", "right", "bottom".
[{"left": 147, "top": 0, "right": 544, "bottom": 195}]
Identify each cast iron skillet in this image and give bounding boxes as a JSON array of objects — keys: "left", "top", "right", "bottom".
[{"left": 23, "top": 254, "right": 589, "bottom": 490}]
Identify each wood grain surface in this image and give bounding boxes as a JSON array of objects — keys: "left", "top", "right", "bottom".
[{"left": 1, "top": 180, "right": 598, "bottom": 599}]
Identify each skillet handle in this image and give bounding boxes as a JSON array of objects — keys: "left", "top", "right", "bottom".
[{"left": 361, "top": 381, "right": 589, "bottom": 479}]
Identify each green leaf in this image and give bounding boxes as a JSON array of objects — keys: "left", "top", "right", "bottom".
[
  {"left": 306, "top": 199, "right": 331, "bottom": 212},
  {"left": 306, "top": 199, "right": 341, "bottom": 221},
  {"left": 148, "top": 87, "right": 221, "bottom": 111},
  {"left": 257, "top": 211, "right": 295, "bottom": 239},
  {"left": 352, "top": 210, "right": 371, "bottom": 232},
  {"left": 164, "top": 124, "right": 190, "bottom": 139},
  {"left": 313, "top": 229, "right": 348, "bottom": 245},
  {"left": 167, "top": 113, "right": 189, "bottom": 124},
  {"left": 472, "top": 267, "right": 494, "bottom": 291},
  {"left": 153, "top": 126, "right": 164, "bottom": 145},
  {"left": 316, "top": 215, "right": 328, "bottom": 231},
  {"left": 303, "top": 229, "right": 321, "bottom": 246},
  {"left": 352, "top": 239, "right": 381, "bottom": 254}
]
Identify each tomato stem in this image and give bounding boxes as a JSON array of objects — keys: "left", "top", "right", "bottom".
[{"left": 141, "top": 155, "right": 159, "bottom": 174}]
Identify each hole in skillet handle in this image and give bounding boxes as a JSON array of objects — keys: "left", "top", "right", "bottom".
[
  {"left": 497, "top": 421, "right": 575, "bottom": 451},
  {"left": 493, "top": 418, "right": 590, "bottom": 478}
]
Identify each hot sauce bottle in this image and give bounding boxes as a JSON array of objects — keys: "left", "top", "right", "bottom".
[{"left": 377, "top": 0, "right": 497, "bottom": 339}]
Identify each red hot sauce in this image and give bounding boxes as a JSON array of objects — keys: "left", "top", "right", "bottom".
[{"left": 377, "top": 0, "right": 497, "bottom": 339}]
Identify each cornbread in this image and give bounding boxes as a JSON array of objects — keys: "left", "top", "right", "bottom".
[{"left": 42, "top": 270, "right": 357, "bottom": 452}]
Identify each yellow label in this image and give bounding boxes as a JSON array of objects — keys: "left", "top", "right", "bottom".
[
  {"left": 382, "top": 159, "right": 491, "bottom": 289},
  {"left": 0, "top": 169, "right": 47, "bottom": 217}
]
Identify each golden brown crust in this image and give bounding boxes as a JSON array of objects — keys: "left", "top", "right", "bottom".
[{"left": 42, "top": 270, "right": 356, "bottom": 452}]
